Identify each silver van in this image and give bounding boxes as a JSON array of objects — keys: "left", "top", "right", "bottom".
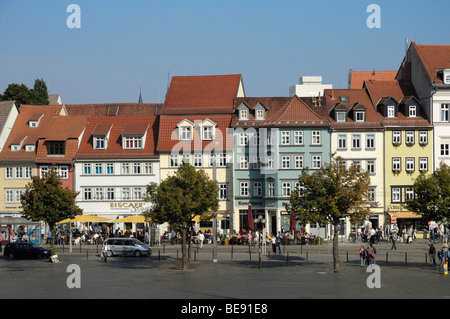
[{"left": 104, "top": 238, "right": 152, "bottom": 257}]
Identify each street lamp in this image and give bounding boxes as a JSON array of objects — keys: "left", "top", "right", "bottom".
[{"left": 254, "top": 215, "right": 266, "bottom": 268}]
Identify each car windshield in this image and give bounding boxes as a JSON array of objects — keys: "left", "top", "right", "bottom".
[{"left": 131, "top": 239, "right": 144, "bottom": 245}]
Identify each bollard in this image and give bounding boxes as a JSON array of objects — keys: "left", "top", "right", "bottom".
[
  {"left": 306, "top": 252, "right": 308, "bottom": 261},
  {"left": 346, "top": 251, "right": 348, "bottom": 262},
  {"left": 158, "top": 249, "right": 160, "bottom": 261},
  {"left": 386, "top": 251, "right": 388, "bottom": 263},
  {"left": 249, "top": 250, "right": 251, "bottom": 261},
  {"left": 194, "top": 250, "right": 197, "bottom": 261},
  {"left": 86, "top": 249, "right": 88, "bottom": 260},
  {"left": 405, "top": 252, "right": 407, "bottom": 264},
  {"left": 287, "top": 252, "right": 289, "bottom": 263},
  {"left": 231, "top": 244, "right": 234, "bottom": 260}
]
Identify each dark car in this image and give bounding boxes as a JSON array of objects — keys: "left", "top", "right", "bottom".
[{"left": 3, "top": 242, "right": 51, "bottom": 259}]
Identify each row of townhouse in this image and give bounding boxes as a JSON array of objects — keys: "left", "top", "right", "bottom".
[{"left": 0, "top": 41, "right": 449, "bottom": 239}]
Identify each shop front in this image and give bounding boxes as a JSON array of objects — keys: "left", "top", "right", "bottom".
[{"left": 387, "top": 211, "right": 428, "bottom": 238}]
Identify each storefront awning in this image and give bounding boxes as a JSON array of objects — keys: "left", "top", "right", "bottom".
[{"left": 388, "top": 212, "right": 422, "bottom": 219}]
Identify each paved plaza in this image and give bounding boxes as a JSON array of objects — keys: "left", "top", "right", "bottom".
[{"left": 1, "top": 238, "right": 449, "bottom": 300}]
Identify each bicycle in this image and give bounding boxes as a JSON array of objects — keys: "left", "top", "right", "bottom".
[{"left": 348, "top": 232, "right": 356, "bottom": 243}]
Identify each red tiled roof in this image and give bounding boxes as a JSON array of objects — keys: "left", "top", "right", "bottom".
[
  {"left": 162, "top": 74, "right": 242, "bottom": 115},
  {"left": 157, "top": 115, "right": 233, "bottom": 151},
  {"left": 350, "top": 70, "right": 397, "bottom": 89},
  {"left": 64, "top": 103, "right": 162, "bottom": 116},
  {"left": 75, "top": 115, "right": 159, "bottom": 159},
  {"left": 412, "top": 42, "right": 450, "bottom": 83}
]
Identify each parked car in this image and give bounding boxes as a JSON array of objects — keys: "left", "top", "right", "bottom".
[
  {"left": 3, "top": 242, "right": 51, "bottom": 259},
  {"left": 103, "top": 238, "right": 152, "bottom": 257}
]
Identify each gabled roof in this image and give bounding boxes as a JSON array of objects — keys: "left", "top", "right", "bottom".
[
  {"left": 64, "top": 103, "right": 162, "bottom": 116},
  {"left": 349, "top": 70, "right": 397, "bottom": 89},
  {"left": 161, "top": 74, "right": 244, "bottom": 115},
  {"left": 411, "top": 41, "right": 450, "bottom": 83},
  {"left": 0, "top": 101, "right": 17, "bottom": 135}
]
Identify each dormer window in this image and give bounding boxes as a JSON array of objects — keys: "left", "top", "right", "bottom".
[
  {"left": 355, "top": 111, "right": 365, "bottom": 122},
  {"left": 25, "top": 145, "right": 35, "bottom": 152},
  {"left": 93, "top": 136, "right": 107, "bottom": 150},
  {"left": 47, "top": 142, "right": 65, "bottom": 155},
  {"left": 336, "top": 112, "right": 346, "bottom": 122},
  {"left": 202, "top": 126, "right": 213, "bottom": 140},
  {"left": 256, "top": 110, "right": 265, "bottom": 120},
  {"left": 387, "top": 105, "right": 395, "bottom": 117},
  {"left": 408, "top": 105, "right": 417, "bottom": 117},
  {"left": 180, "top": 127, "right": 192, "bottom": 141},
  {"left": 123, "top": 136, "right": 143, "bottom": 149},
  {"left": 446, "top": 75, "right": 450, "bottom": 84},
  {"left": 92, "top": 123, "right": 112, "bottom": 150},
  {"left": 240, "top": 110, "right": 248, "bottom": 120},
  {"left": 28, "top": 113, "right": 44, "bottom": 128},
  {"left": 340, "top": 96, "right": 349, "bottom": 103}
]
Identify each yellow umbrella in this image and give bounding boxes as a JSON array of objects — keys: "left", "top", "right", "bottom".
[
  {"left": 57, "top": 215, "right": 110, "bottom": 224},
  {"left": 111, "top": 215, "right": 149, "bottom": 223}
]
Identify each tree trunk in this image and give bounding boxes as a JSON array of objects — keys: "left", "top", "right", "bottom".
[
  {"left": 50, "top": 223, "right": 56, "bottom": 256},
  {"left": 181, "top": 221, "right": 188, "bottom": 270},
  {"left": 332, "top": 222, "right": 340, "bottom": 270}
]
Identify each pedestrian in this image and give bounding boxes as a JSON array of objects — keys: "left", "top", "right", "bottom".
[
  {"left": 276, "top": 233, "right": 282, "bottom": 255},
  {"left": 359, "top": 246, "right": 366, "bottom": 267},
  {"left": 357, "top": 227, "right": 362, "bottom": 243},
  {"left": 271, "top": 234, "right": 276, "bottom": 254},
  {"left": 198, "top": 231, "right": 205, "bottom": 248},
  {"left": 439, "top": 245, "right": 447, "bottom": 272},
  {"left": 102, "top": 241, "right": 110, "bottom": 263},
  {"left": 390, "top": 231, "right": 397, "bottom": 250},
  {"left": 429, "top": 244, "right": 436, "bottom": 266},
  {"left": 366, "top": 243, "right": 376, "bottom": 265},
  {"left": 430, "top": 227, "right": 435, "bottom": 244},
  {"left": 407, "top": 227, "right": 413, "bottom": 244}
]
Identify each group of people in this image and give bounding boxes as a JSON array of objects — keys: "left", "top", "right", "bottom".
[
  {"left": 359, "top": 244, "right": 377, "bottom": 266},
  {"left": 428, "top": 244, "right": 450, "bottom": 272},
  {"left": 357, "top": 226, "right": 383, "bottom": 244}
]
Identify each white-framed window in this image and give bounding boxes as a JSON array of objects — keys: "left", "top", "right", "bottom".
[
  {"left": 366, "top": 134, "right": 375, "bottom": 149},
  {"left": 446, "top": 75, "right": 450, "bottom": 85},
  {"left": 170, "top": 154, "right": 179, "bottom": 167},
  {"left": 282, "top": 155, "right": 290, "bottom": 169},
  {"left": 405, "top": 158, "right": 415, "bottom": 171},
  {"left": 392, "top": 131, "right": 401, "bottom": 144},
  {"left": 441, "top": 144, "right": 450, "bottom": 156},
  {"left": 179, "top": 127, "right": 191, "bottom": 141},
  {"left": 94, "top": 136, "right": 106, "bottom": 150},
  {"left": 282, "top": 182, "right": 291, "bottom": 197},
  {"left": 336, "top": 112, "right": 346, "bottom": 122},
  {"left": 392, "top": 158, "right": 401, "bottom": 171},
  {"left": 294, "top": 131, "right": 303, "bottom": 145},
  {"left": 94, "top": 163, "right": 103, "bottom": 175},
  {"left": 253, "top": 156, "right": 261, "bottom": 169},
  {"left": 240, "top": 110, "right": 248, "bottom": 120},
  {"left": 121, "top": 163, "right": 131, "bottom": 174},
  {"left": 338, "top": 134, "right": 347, "bottom": 149},
  {"left": 106, "top": 188, "right": 115, "bottom": 200},
  {"left": 83, "top": 188, "right": 92, "bottom": 201},
  {"left": 367, "top": 160, "right": 375, "bottom": 174},
  {"left": 122, "top": 188, "right": 131, "bottom": 200},
  {"left": 144, "top": 162, "right": 152, "bottom": 174},
  {"left": 419, "top": 131, "right": 428, "bottom": 145},
  {"left": 353, "top": 160, "right": 361, "bottom": 172},
  {"left": 267, "top": 156, "right": 274, "bottom": 169},
  {"left": 352, "top": 134, "right": 361, "bottom": 149},
  {"left": 202, "top": 126, "right": 213, "bottom": 141},
  {"left": 5, "top": 189, "right": 25, "bottom": 203},
  {"left": 268, "top": 182, "right": 275, "bottom": 197},
  {"left": 95, "top": 188, "right": 104, "bottom": 201},
  {"left": 106, "top": 163, "right": 114, "bottom": 175},
  {"left": 368, "top": 187, "right": 376, "bottom": 202},
  {"left": 256, "top": 110, "right": 265, "bottom": 120},
  {"left": 239, "top": 156, "right": 248, "bottom": 169},
  {"left": 133, "top": 187, "right": 143, "bottom": 200},
  {"left": 312, "top": 131, "right": 321, "bottom": 145},
  {"left": 253, "top": 182, "right": 262, "bottom": 196},
  {"left": 441, "top": 104, "right": 449, "bottom": 122},
  {"left": 355, "top": 111, "right": 365, "bottom": 122},
  {"left": 219, "top": 184, "right": 227, "bottom": 200},
  {"left": 240, "top": 182, "right": 249, "bottom": 196},
  {"left": 193, "top": 154, "right": 202, "bottom": 167},
  {"left": 83, "top": 163, "right": 91, "bottom": 175},
  {"left": 409, "top": 105, "right": 417, "bottom": 117},
  {"left": 312, "top": 155, "right": 321, "bottom": 169},
  {"left": 405, "top": 131, "right": 414, "bottom": 145},
  {"left": 58, "top": 166, "right": 68, "bottom": 179},
  {"left": 5, "top": 167, "right": 33, "bottom": 179},
  {"left": 419, "top": 157, "right": 428, "bottom": 171},
  {"left": 387, "top": 105, "right": 395, "bottom": 117},
  {"left": 405, "top": 187, "right": 414, "bottom": 201},
  {"left": 133, "top": 163, "right": 141, "bottom": 174},
  {"left": 40, "top": 166, "right": 48, "bottom": 178},
  {"left": 239, "top": 132, "right": 248, "bottom": 146},
  {"left": 294, "top": 155, "right": 304, "bottom": 169},
  {"left": 392, "top": 188, "right": 401, "bottom": 202},
  {"left": 281, "top": 131, "right": 290, "bottom": 145},
  {"left": 123, "top": 136, "right": 143, "bottom": 149}
]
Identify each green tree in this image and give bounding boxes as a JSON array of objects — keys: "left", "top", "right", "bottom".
[
  {"left": 144, "top": 162, "right": 219, "bottom": 269},
  {"left": 1, "top": 79, "right": 49, "bottom": 107},
  {"left": 33, "top": 78, "right": 49, "bottom": 105},
  {"left": 287, "top": 154, "right": 375, "bottom": 270},
  {"left": 21, "top": 169, "right": 82, "bottom": 255},
  {"left": 406, "top": 163, "right": 450, "bottom": 223}
]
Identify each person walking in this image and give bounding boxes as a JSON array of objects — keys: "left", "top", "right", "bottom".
[
  {"left": 429, "top": 244, "right": 436, "bottom": 266},
  {"left": 102, "top": 241, "right": 110, "bottom": 263},
  {"left": 391, "top": 231, "right": 397, "bottom": 250},
  {"left": 359, "top": 246, "right": 366, "bottom": 267},
  {"left": 366, "top": 243, "right": 376, "bottom": 265},
  {"left": 198, "top": 231, "right": 205, "bottom": 248}
]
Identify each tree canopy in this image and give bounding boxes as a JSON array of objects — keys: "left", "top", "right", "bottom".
[
  {"left": 1, "top": 78, "right": 49, "bottom": 107},
  {"left": 406, "top": 163, "right": 450, "bottom": 223}
]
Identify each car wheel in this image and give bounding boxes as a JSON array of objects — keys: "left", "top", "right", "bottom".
[{"left": 134, "top": 250, "right": 142, "bottom": 257}]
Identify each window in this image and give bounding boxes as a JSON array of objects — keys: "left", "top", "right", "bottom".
[
  {"left": 312, "top": 155, "right": 321, "bottom": 169},
  {"left": 193, "top": 154, "right": 202, "bottom": 167},
  {"left": 405, "top": 158, "right": 415, "bottom": 172},
  {"left": 352, "top": 134, "right": 361, "bottom": 149},
  {"left": 268, "top": 182, "right": 275, "bottom": 197},
  {"left": 405, "top": 187, "right": 414, "bottom": 201},
  {"left": 47, "top": 142, "right": 65, "bottom": 155},
  {"left": 387, "top": 105, "right": 395, "bottom": 117},
  {"left": 294, "top": 155, "right": 303, "bottom": 169},
  {"left": 336, "top": 112, "right": 346, "bottom": 122},
  {"left": 294, "top": 131, "right": 303, "bottom": 145},
  {"left": 240, "top": 182, "right": 249, "bottom": 196},
  {"left": 281, "top": 131, "right": 290, "bottom": 145},
  {"left": 58, "top": 166, "right": 68, "bottom": 179},
  {"left": 337, "top": 135, "right": 347, "bottom": 149},
  {"left": 106, "top": 188, "right": 115, "bottom": 200},
  {"left": 144, "top": 163, "right": 152, "bottom": 174},
  {"left": 179, "top": 127, "right": 191, "bottom": 141},
  {"left": 267, "top": 131, "right": 273, "bottom": 146},
  {"left": 392, "top": 188, "right": 401, "bottom": 202},
  {"left": 122, "top": 188, "right": 131, "bottom": 200},
  {"left": 239, "top": 132, "right": 248, "bottom": 146},
  {"left": 83, "top": 164, "right": 91, "bottom": 175},
  {"left": 240, "top": 110, "right": 248, "bottom": 120},
  {"left": 392, "top": 158, "right": 401, "bottom": 171},
  {"left": 367, "top": 160, "right": 375, "bottom": 174},
  {"left": 133, "top": 163, "right": 141, "bottom": 174},
  {"left": 312, "top": 131, "right": 321, "bottom": 145},
  {"left": 355, "top": 111, "right": 365, "bottom": 122},
  {"left": 123, "top": 136, "right": 143, "bottom": 149},
  {"left": 405, "top": 131, "right": 414, "bottom": 145},
  {"left": 281, "top": 156, "right": 290, "bottom": 169},
  {"left": 239, "top": 156, "right": 248, "bottom": 169},
  {"left": 368, "top": 187, "right": 376, "bottom": 202},
  {"left": 419, "top": 158, "right": 428, "bottom": 171},
  {"left": 409, "top": 105, "right": 417, "bottom": 117},
  {"left": 392, "top": 131, "right": 401, "bottom": 144},
  {"left": 5, "top": 167, "right": 33, "bottom": 179},
  {"left": 441, "top": 104, "right": 449, "bottom": 122},
  {"left": 353, "top": 160, "right": 361, "bottom": 172},
  {"left": 366, "top": 134, "right": 375, "bottom": 149},
  {"left": 294, "top": 182, "right": 304, "bottom": 196},
  {"left": 133, "top": 187, "right": 143, "bottom": 200},
  {"left": 419, "top": 131, "right": 428, "bottom": 145},
  {"left": 219, "top": 184, "right": 227, "bottom": 200},
  {"left": 170, "top": 154, "right": 179, "bottom": 167},
  {"left": 94, "top": 163, "right": 103, "bottom": 175},
  {"left": 446, "top": 75, "right": 450, "bottom": 84},
  {"left": 94, "top": 136, "right": 106, "bottom": 150},
  {"left": 282, "top": 182, "right": 291, "bottom": 197},
  {"left": 253, "top": 182, "right": 262, "bottom": 196},
  {"left": 441, "top": 144, "right": 450, "bottom": 156},
  {"left": 40, "top": 166, "right": 48, "bottom": 178},
  {"left": 267, "top": 156, "right": 274, "bottom": 169},
  {"left": 5, "top": 189, "right": 25, "bottom": 203},
  {"left": 94, "top": 188, "right": 104, "bottom": 201},
  {"left": 256, "top": 110, "right": 264, "bottom": 120},
  {"left": 121, "top": 163, "right": 130, "bottom": 174},
  {"left": 106, "top": 163, "right": 114, "bottom": 175},
  {"left": 84, "top": 188, "right": 92, "bottom": 201},
  {"left": 253, "top": 157, "right": 261, "bottom": 169},
  {"left": 202, "top": 126, "right": 213, "bottom": 140}
]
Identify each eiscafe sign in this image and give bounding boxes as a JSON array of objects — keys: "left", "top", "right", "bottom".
[{"left": 110, "top": 202, "right": 144, "bottom": 210}]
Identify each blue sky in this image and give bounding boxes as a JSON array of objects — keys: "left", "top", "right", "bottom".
[{"left": 0, "top": 0, "right": 449, "bottom": 104}]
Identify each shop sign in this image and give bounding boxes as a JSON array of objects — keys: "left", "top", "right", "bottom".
[
  {"left": 110, "top": 202, "right": 144, "bottom": 209},
  {"left": 391, "top": 215, "right": 397, "bottom": 224}
]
